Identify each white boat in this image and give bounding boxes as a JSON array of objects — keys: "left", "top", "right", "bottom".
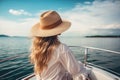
[{"left": 22, "top": 46, "right": 120, "bottom": 80}]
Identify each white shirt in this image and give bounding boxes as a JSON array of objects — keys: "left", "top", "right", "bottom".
[{"left": 36, "top": 43, "right": 88, "bottom": 80}]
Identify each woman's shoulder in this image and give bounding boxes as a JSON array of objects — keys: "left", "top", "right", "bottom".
[
  {"left": 58, "top": 43, "right": 70, "bottom": 52},
  {"left": 59, "top": 43, "right": 69, "bottom": 48}
]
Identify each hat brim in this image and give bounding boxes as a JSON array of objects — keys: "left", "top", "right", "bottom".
[{"left": 31, "top": 20, "right": 71, "bottom": 37}]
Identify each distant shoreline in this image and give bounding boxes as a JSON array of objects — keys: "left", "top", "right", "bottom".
[
  {"left": 0, "top": 34, "right": 27, "bottom": 38},
  {"left": 0, "top": 34, "right": 9, "bottom": 37},
  {"left": 0, "top": 34, "right": 120, "bottom": 38},
  {"left": 85, "top": 35, "right": 120, "bottom": 38}
]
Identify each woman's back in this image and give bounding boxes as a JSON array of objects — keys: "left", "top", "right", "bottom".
[
  {"left": 36, "top": 43, "right": 71, "bottom": 80},
  {"left": 36, "top": 43, "right": 88, "bottom": 80}
]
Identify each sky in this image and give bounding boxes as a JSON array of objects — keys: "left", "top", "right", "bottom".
[{"left": 0, "top": 0, "right": 120, "bottom": 36}]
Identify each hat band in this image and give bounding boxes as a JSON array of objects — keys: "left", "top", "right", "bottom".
[{"left": 41, "top": 19, "right": 62, "bottom": 30}]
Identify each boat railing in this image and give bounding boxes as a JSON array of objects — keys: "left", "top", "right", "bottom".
[
  {"left": 70, "top": 46, "right": 120, "bottom": 65},
  {"left": 69, "top": 46, "right": 120, "bottom": 76}
]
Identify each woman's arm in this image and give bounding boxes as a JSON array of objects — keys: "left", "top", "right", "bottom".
[{"left": 59, "top": 44, "right": 89, "bottom": 80}]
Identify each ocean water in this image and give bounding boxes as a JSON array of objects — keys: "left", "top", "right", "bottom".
[{"left": 0, "top": 37, "right": 120, "bottom": 80}]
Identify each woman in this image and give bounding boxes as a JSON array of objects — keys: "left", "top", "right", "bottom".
[{"left": 29, "top": 11, "right": 90, "bottom": 80}]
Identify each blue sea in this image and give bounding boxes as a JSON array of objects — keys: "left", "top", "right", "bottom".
[{"left": 0, "top": 37, "right": 120, "bottom": 80}]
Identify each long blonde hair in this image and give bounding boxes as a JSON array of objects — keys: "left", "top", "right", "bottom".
[{"left": 29, "top": 35, "right": 60, "bottom": 74}]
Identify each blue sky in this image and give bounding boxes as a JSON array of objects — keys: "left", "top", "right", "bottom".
[
  {"left": 0, "top": 0, "right": 120, "bottom": 36},
  {"left": 0, "top": 0, "right": 93, "bottom": 20}
]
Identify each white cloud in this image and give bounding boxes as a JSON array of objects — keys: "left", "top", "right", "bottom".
[
  {"left": 9, "top": 9, "right": 32, "bottom": 16},
  {"left": 100, "top": 24, "right": 120, "bottom": 29},
  {"left": 60, "top": 0, "right": 120, "bottom": 34},
  {"left": 0, "top": 18, "right": 38, "bottom": 36},
  {"left": 1, "top": 0, "right": 120, "bottom": 36},
  {"left": 84, "top": 1, "right": 91, "bottom": 5}
]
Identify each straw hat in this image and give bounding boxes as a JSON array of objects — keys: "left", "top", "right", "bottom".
[{"left": 31, "top": 10, "right": 71, "bottom": 37}]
